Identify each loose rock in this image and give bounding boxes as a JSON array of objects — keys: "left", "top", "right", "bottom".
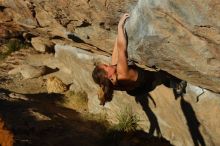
[{"left": 46, "top": 76, "right": 67, "bottom": 93}]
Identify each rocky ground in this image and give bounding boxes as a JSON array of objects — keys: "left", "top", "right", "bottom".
[{"left": 0, "top": 46, "right": 172, "bottom": 146}]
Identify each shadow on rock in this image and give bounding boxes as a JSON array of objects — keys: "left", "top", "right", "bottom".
[
  {"left": 134, "top": 92, "right": 161, "bottom": 137},
  {"left": 67, "top": 33, "right": 85, "bottom": 43},
  {"left": 180, "top": 96, "right": 206, "bottom": 146},
  {"left": 102, "top": 130, "right": 173, "bottom": 146},
  {"left": 44, "top": 66, "right": 59, "bottom": 75},
  {"left": 0, "top": 88, "right": 173, "bottom": 146},
  {"left": 0, "top": 89, "right": 106, "bottom": 146},
  {"left": 126, "top": 69, "right": 187, "bottom": 138}
]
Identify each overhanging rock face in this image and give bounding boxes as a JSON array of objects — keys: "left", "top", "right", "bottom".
[{"left": 126, "top": 0, "right": 220, "bottom": 93}]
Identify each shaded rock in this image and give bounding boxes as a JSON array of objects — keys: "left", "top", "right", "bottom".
[
  {"left": 27, "top": 108, "right": 51, "bottom": 121},
  {"left": 0, "top": 92, "right": 29, "bottom": 102},
  {"left": 31, "top": 37, "right": 55, "bottom": 53},
  {"left": 0, "top": 23, "right": 24, "bottom": 41},
  {"left": 46, "top": 76, "right": 67, "bottom": 93},
  {"left": 8, "top": 93, "right": 28, "bottom": 101}
]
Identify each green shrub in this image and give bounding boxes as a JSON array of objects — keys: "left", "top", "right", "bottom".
[
  {"left": 6, "top": 39, "right": 27, "bottom": 53},
  {"left": 0, "top": 39, "right": 28, "bottom": 60},
  {"left": 100, "top": 107, "right": 140, "bottom": 146},
  {"left": 114, "top": 106, "right": 140, "bottom": 132},
  {"left": 0, "top": 53, "right": 7, "bottom": 60}
]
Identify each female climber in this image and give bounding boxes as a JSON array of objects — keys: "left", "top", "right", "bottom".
[{"left": 92, "top": 13, "right": 186, "bottom": 105}]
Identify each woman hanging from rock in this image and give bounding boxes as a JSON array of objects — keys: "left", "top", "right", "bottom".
[{"left": 92, "top": 13, "right": 186, "bottom": 105}]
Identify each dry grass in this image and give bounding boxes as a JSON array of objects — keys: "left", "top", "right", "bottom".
[
  {"left": 100, "top": 107, "right": 141, "bottom": 146},
  {"left": 114, "top": 106, "right": 140, "bottom": 132}
]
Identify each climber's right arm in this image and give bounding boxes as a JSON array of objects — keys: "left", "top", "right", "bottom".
[
  {"left": 116, "top": 13, "right": 130, "bottom": 79},
  {"left": 111, "top": 36, "right": 118, "bottom": 65}
]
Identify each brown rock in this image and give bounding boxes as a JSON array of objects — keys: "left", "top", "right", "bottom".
[
  {"left": 46, "top": 76, "right": 67, "bottom": 93},
  {"left": 0, "top": 27, "right": 9, "bottom": 39},
  {"left": 0, "top": 118, "right": 14, "bottom": 146},
  {"left": 31, "top": 37, "right": 54, "bottom": 53},
  {"left": 0, "top": 10, "right": 12, "bottom": 23},
  {"left": 8, "top": 64, "right": 48, "bottom": 79},
  {"left": 0, "top": 0, "right": 37, "bottom": 28}
]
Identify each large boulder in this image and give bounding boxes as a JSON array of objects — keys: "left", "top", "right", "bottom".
[{"left": 126, "top": 0, "right": 220, "bottom": 93}]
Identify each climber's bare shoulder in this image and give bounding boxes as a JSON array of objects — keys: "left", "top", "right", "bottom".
[{"left": 117, "top": 67, "right": 138, "bottom": 82}]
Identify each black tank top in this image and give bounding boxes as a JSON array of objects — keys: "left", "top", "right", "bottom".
[{"left": 115, "top": 65, "right": 156, "bottom": 95}]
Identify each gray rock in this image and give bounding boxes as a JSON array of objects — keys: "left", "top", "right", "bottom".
[{"left": 126, "top": 0, "right": 220, "bottom": 93}]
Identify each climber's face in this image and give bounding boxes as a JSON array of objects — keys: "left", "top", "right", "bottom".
[{"left": 99, "top": 64, "right": 117, "bottom": 83}]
